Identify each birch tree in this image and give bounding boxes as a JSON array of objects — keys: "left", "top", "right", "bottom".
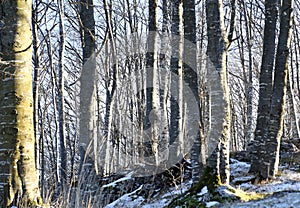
[
  {"left": 250, "top": 0, "right": 278, "bottom": 177},
  {"left": 57, "top": 0, "right": 67, "bottom": 190},
  {"left": 249, "top": 0, "right": 279, "bottom": 176},
  {"left": 160, "top": 0, "right": 171, "bottom": 165},
  {"left": 206, "top": 0, "right": 231, "bottom": 184},
  {"left": 0, "top": 0, "right": 42, "bottom": 206},
  {"left": 250, "top": 0, "right": 294, "bottom": 179},
  {"left": 145, "top": 0, "right": 160, "bottom": 166},
  {"left": 183, "top": 0, "right": 202, "bottom": 183}
]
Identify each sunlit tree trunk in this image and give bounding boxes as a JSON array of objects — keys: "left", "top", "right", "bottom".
[
  {"left": 206, "top": 0, "right": 231, "bottom": 184},
  {"left": 160, "top": 0, "right": 171, "bottom": 164},
  {"left": 0, "top": 1, "right": 42, "bottom": 206}
]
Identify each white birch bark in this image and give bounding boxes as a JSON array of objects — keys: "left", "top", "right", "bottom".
[{"left": 145, "top": 0, "right": 160, "bottom": 166}]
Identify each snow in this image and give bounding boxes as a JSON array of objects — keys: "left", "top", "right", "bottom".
[
  {"left": 102, "top": 171, "right": 134, "bottom": 188},
  {"left": 197, "top": 186, "right": 208, "bottom": 196},
  {"left": 245, "top": 170, "right": 300, "bottom": 194},
  {"left": 102, "top": 159, "right": 300, "bottom": 208},
  {"left": 230, "top": 158, "right": 251, "bottom": 175},
  {"left": 104, "top": 185, "right": 143, "bottom": 208},
  {"left": 220, "top": 193, "right": 300, "bottom": 208},
  {"left": 141, "top": 199, "right": 170, "bottom": 208},
  {"left": 206, "top": 201, "right": 220, "bottom": 207},
  {"left": 161, "top": 181, "right": 192, "bottom": 198},
  {"left": 219, "top": 160, "right": 300, "bottom": 208}
]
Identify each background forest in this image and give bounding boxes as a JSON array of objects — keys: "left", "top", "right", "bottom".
[{"left": 0, "top": 0, "right": 300, "bottom": 207}]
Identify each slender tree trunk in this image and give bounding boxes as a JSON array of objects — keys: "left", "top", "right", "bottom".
[
  {"left": 289, "top": 29, "right": 300, "bottom": 139},
  {"left": 160, "top": 0, "right": 171, "bottom": 164},
  {"left": 242, "top": 0, "right": 255, "bottom": 143},
  {"left": 183, "top": 0, "right": 202, "bottom": 183},
  {"left": 145, "top": 0, "right": 160, "bottom": 166},
  {"left": 103, "top": 0, "right": 119, "bottom": 175},
  {"left": 249, "top": 0, "right": 279, "bottom": 177},
  {"left": 206, "top": 0, "right": 231, "bottom": 184},
  {"left": 32, "top": 0, "right": 40, "bottom": 173},
  {"left": 0, "top": 1, "right": 42, "bottom": 206},
  {"left": 198, "top": 0, "right": 208, "bottom": 171},
  {"left": 78, "top": 0, "right": 97, "bottom": 172},
  {"left": 170, "top": 0, "right": 184, "bottom": 160},
  {"left": 57, "top": 0, "right": 67, "bottom": 189},
  {"left": 288, "top": 63, "right": 300, "bottom": 138}
]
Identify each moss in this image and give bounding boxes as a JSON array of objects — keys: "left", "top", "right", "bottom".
[
  {"left": 167, "top": 166, "right": 267, "bottom": 207},
  {"left": 166, "top": 195, "right": 206, "bottom": 208},
  {"left": 189, "top": 166, "right": 221, "bottom": 195},
  {"left": 167, "top": 166, "right": 220, "bottom": 208}
]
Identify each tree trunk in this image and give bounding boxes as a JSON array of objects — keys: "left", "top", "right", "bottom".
[
  {"left": 57, "top": 0, "right": 67, "bottom": 189},
  {"left": 183, "top": 0, "right": 202, "bottom": 183},
  {"left": 78, "top": 0, "right": 97, "bottom": 172},
  {"left": 261, "top": 0, "right": 294, "bottom": 179},
  {"left": 145, "top": 0, "right": 160, "bottom": 166},
  {"left": 0, "top": 1, "right": 42, "bottom": 206},
  {"left": 160, "top": 0, "right": 171, "bottom": 164},
  {"left": 241, "top": 0, "right": 255, "bottom": 143},
  {"left": 288, "top": 65, "right": 300, "bottom": 139},
  {"left": 78, "top": 0, "right": 98, "bottom": 204},
  {"left": 170, "top": 0, "right": 184, "bottom": 161},
  {"left": 206, "top": 0, "right": 231, "bottom": 184},
  {"left": 103, "top": 0, "right": 119, "bottom": 175},
  {"left": 249, "top": 0, "right": 279, "bottom": 178}
]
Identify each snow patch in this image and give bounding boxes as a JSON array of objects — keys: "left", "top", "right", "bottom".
[
  {"left": 102, "top": 171, "right": 134, "bottom": 188},
  {"left": 197, "top": 186, "right": 208, "bottom": 196},
  {"left": 104, "top": 185, "right": 143, "bottom": 208},
  {"left": 206, "top": 201, "right": 220, "bottom": 207}
]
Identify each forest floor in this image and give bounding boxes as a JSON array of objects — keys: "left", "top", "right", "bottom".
[{"left": 103, "top": 159, "right": 300, "bottom": 208}]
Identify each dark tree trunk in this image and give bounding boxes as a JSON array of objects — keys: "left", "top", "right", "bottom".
[
  {"left": 259, "top": 0, "right": 293, "bottom": 179},
  {"left": 183, "top": 0, "right": 202, "bottom": 183},
  {"left": 249, "top": 0, "right": 280, "bottom": 179},
  {"left": 145, "top": 0, "right": 160, "bottom": 165}
]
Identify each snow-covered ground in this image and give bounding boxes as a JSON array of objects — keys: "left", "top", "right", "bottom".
[
  {"left": 220, "top": 161, "right": 300, "bottom": 208},
  {"left": 104, "top": 159, "right": 300, "bottom": 208}
]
